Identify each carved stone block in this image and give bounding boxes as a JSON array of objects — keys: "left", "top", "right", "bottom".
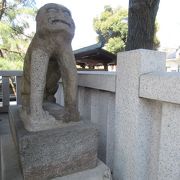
[{"left": 9, "top": 106, "right": 98, "bottom": 180}]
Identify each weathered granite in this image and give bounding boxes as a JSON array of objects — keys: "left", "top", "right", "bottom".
[
  {"left": 20, "top": 3, "right": 79, "bottom": 132},
  {"left": 158, "top": 103, "right": 180, "bottom": 180},
  {"left": 56, "top": 73, "right": 116, "bottom": 170},
  {"left": 9, "top": 106, "right": 98, "bottom": 180},
  {"left": 52, "top": 160, "right": 112, "bottom": 180},
  {"left": 113, "top": 49, "right": 166, "bottom": 180},
  {"left": 1, "top": 135, "right": 111, "bottom": 180},
  {"left": 140, "top": 72, "right": 180, "bottom": 104}
]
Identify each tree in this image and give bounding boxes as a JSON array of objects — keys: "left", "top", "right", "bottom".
[
  {"left": 93, "top": 6, "right": 128, "bottom": 54},
  {"left": 93, "top": 4, "right": 160, "bottom": 54},
  {"left": 125, "top": 0, "right": 160, "bottom": 50},
  {"left": 0, "top": 0, "right": 36, "bottom": 70},
  {"left": 0, "top": 0, "right": 35, "bottom": 20}
]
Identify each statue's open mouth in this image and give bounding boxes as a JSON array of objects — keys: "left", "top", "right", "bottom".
[{"left": 48, "top": 18, "right": 71, "bottom": 27}]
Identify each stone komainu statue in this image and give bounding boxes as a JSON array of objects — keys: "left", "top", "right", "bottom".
[{"left": 20, "top": 3, "right": 79, "bottom": 131}]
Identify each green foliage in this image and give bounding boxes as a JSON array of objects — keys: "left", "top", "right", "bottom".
[
  {"left": 93, "top": 5, "right": 160, "bottom": 54},
  {"left": 93, "top": 6, "right": 128, "bottom": 54},
  {"left": 153, "top": 21, "right": 160, "bottom": 49},
  {"left": 0, "top": 0, "right": 36, "bottom": 70},
  {"left": 0, "top": 57, "right": 23, "bottom": 70},
  {"left": 105, "top": 37, "right": 126, "bottom": 54}
]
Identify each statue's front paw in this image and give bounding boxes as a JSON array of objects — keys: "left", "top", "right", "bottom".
[{"left": 63, "top": 108, "right": 80, "bottom": 123}]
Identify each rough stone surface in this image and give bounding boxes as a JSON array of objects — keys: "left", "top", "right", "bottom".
[
  {"left": 53, "top": 160, "right": 112, "bottom": 180},
  {"left": 113, "top": 49, "right": 166, "bottom": 180},
  {"left": 78, "top": 71, "right": 116, "bottom": 92},
  {"left": 56, "top": 74, "right": 116, "bottom": 170},
  {"left": 20, "top": 3, "right": 79, "bottom": 132},
  {"left": 1, "top": 135, "right": 111, "bottom": 180},
  {"left": 140, "top": 72, "right": 180, "bottom": 104},
  {"left": 9, "top": 106, "right": 98, "bottom": 180},
  {"left": 0, "top": 135, "right": 111, "bottom": 180},
  {"left": 158, "top": 103, "right": 180, "bottom": 180}
]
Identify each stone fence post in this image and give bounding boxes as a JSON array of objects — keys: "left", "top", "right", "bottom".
[{"left": 113, "top": 49, "right": 166, "bottom": 180}]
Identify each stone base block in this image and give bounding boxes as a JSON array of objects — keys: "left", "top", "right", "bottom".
[
  {"left": 9, "top": 106, "right": 98, "bottom": 180},
  {"left": 1, "top": 135, "right": 112, "bottom": 180},
  {"left": 51, "top": 160, "right": 112, "bottom": 180}
]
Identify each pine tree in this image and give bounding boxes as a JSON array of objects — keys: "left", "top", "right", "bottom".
[{"left": 0, "top": 0, "right": 36, "bottom": 70}]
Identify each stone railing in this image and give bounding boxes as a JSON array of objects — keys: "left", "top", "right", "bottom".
[
  {"left": 113, "top": 49, "right": 179, "bottom": 180},
  {"left": 0, "top": 71, "right": 22, "bottom": 112},
  {"left": 139, "top": 72, "right": 180, "bottom": 180},
  {"left": 58, "top": 50, "right": 180, "bottom": 180},
  {"left": 55, "top": 71, "right": 116, "bottom": 170},
  {"left": 1, "top": 49, "right": 179, "bottom": 180}
]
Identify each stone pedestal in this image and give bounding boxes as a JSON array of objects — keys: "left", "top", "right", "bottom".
[
  {"left": 9, "top": 106, "right": 98, "bottom": 180},
  {"left": 0, "top": 135, "right": 112, "bottom": 180}
]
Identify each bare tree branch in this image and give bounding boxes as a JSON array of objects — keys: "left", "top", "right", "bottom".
[
  {"left": 0, "top": 49, "right": 4, "bottom": 57},
  {"left": 10, "top": 25, "right": 33, "bottom": 38},
  {"left": 0, "top": 0, "right": 7, "bottom": 20},
  {"left": 0, "top": 48, "right": 23, "bottom": 56}
]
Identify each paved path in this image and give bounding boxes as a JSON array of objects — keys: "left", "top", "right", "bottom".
[
  {"left": 0, "top": 113, "right": 11, "bottom": 180},
  {"left": 0, "top": 113, "right": 10, "bottom": 135}
]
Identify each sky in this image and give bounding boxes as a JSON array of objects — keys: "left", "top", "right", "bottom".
[{"left": 35, "top": 0, "right": 180, "bottom": 50}]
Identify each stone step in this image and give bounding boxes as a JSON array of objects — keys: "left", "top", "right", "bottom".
[{"left": 1, "top": 134, "right": 112, "bottom": 180}]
